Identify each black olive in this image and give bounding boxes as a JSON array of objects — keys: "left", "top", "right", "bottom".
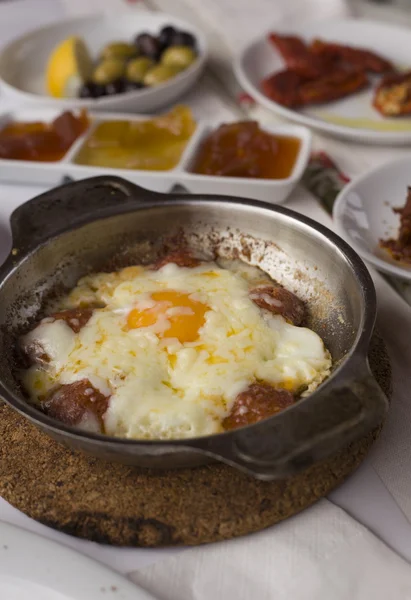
[
  {"left": 159, "top": 25, "right": 177, "bottom": 49},
  {"left": 104, "top": 78, "right": 125, "bottom": 96},
  {"left": 170, "top": 30, "right": 197, "bottom": 49},
  {"left": 134, "top": 33, "right": 162, "bottom": 60},
  {"left": 79, "top": 82, "right": 95, "bottom": 98},
  {"left": 124, "top": 80, "right": 145, "bottom": 92},
  {"left": 93, "top": 84, "right": 107, "bottom": 98},
  {"left": 79, "top": 81, "right": 106, "bottom": 99}
]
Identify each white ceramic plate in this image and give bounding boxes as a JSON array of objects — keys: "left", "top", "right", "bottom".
[
  {"left": 0, "top": 106, "right": 312, "bottom": 204},
  {"left": 0, "top": 520, "right": 155, "bottom": 600},
  {"left": 0, "top": 12, "right": 207, "bottom": 113},
  {"left": 234, "top": 18, "right": 411, "bottom": 145},
  {"left": 333, "top": 156, "right": 411, "bottom": 281}
]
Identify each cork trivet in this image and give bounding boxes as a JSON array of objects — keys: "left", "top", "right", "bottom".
[{"left": 0, "top": 333, "right": 391, "bottom": 547}]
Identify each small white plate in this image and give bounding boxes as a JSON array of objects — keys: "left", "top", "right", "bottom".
[
  {"left": 180, "top": 121, "right": 311, "bottom": 204},
  {"left": 0, "top": 520, "right": 155, "bottom": 600},
  {"left": 234, "top": 18, "right": 411, "bottom": 145},
  {"left": 0, "top": 12, "right": 207, "bottom": 113},
  {"left": 333, "top": 156, "right": 411, "bottom": 281}
]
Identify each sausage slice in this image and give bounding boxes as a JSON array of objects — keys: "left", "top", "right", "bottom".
[
  {"left": 223, "top": 383, "right": 294, "bottom": 430},
  {"left": 42, "top": 379, "right": 110, "bottom": 432},
  {"left": 249, "top": 285, "right": 305, "bottom": 326},
  {"left": 51, "top": 307, "right": 94, "bottom": 333},
  {"left": 151, "top": 250, "right": 201, "bottom": 271},
  {"left": 20, "top": 307, "right": 94, "bottom": 367}
]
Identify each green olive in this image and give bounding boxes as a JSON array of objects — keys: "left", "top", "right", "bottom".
[
  {"left": 92, "top": 59, "right": 125, "bottom": 85},
  {"left": 161, "top": 45, "right": 196, "bottom": 69},
  {"left": 101, "top": 42, "right": 137, "bottom": 61},
  {"left": 126, "top": 57, "right": 155, "bottom": 83},
  {"left": 143, "top": 64, "right": 182, "bottom": 86}
]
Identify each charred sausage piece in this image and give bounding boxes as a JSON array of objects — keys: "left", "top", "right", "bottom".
[
  {"left": 268, "top": 33, "right": 332, "bottom": 77},
  {"left": 262, "top": 66, "right": 367, "bottom": 109},
  {"left": 261, "top": 69, "right": 305, "bottom": 108},
  {"left": 51, "top": 307, "right": 94, "bottom": 333},
  {"left": 298, "top": 67, "right": 368, "bottom": 106},
  {"left": 223, "top": 383, "right": 294, "bottom": 430},
  {"left": 151, "top": 250, "right": 201, "bottom": 271},
  {"left": 249, "top": 285, "right": 305, "bottom": 326},
  {"left": 20, "top": 308, "right": 93, "bottom": 368},
  {"left": 398, "top": 187, "right": 411, "bottom": 247},
  {"left": 380, "top": 187, "right": 411, "bottom": 262},
  {"left": 373, "top": 71, "right": 411, "bottom": 117},
  {"left": 20, "top": 339, "right": 51, "bottom": 368},
  {"left": 310, "top": 38, "right": 393, "bottom": 74},
  {"left": 42, "top": 379, "right": 109, "bottom": 432}
]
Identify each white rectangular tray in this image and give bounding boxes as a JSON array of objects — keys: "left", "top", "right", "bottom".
[{"left": 0, "top": 108, "right": 311, "bottom": 204}]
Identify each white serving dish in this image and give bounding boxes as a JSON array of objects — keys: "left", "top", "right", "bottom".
[
  {"left": 0, "top": 520, "right": 155, "bottom": 600},
  {"left": 333, "top": 156, "right": 411, "bottom": 282},
  {"left": 234, "top": 18, "right": 411, "bottom": 145},
  {"left": 0, "top": 107, "right": 312, "bottom": 204},
  {"left": 0, "top": 12, "right": 207, "bottom": 113}
]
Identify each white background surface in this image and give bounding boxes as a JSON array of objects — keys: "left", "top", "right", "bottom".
[{"left": 1, "top": 0, "right": 411, "bottom": 588}]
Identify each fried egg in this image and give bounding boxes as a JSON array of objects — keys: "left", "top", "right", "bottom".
[{"left": 21, "top": 260, "right": 332, "bottom": 440}]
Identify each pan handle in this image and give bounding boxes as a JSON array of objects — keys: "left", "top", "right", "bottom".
[
  {"left": 9, "top": 176, "right": 165, "bottom": 251},
  {"left": 203, "top": 362, "right": 388, "bottom": 481}
]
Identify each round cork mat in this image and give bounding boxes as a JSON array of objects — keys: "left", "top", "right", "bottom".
[{"left": 0, "top": 333, "right": 391, "bottom": 547}]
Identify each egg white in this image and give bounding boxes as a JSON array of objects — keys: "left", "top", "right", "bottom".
[{"left": 22, "top": 261, "right": 332, "bottom": 440}]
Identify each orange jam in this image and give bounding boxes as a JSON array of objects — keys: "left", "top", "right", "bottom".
[
  {"left": 75, "top": 105, "right": 196, "bottom": 171},
  {"left": 0, "top": 110, "right": 89, "bottom": 162},
  {"left": 191, "top": 121, "right": 301, "bottom": 179}
]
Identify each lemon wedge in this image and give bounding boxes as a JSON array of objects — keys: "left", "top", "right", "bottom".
[{"left": 46, "top": 36, "right": 93, "bottom": 98}]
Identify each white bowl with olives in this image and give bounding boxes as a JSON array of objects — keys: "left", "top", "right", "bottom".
[{"left": 0, "top": 11, "right": 208, "bottom": 113}]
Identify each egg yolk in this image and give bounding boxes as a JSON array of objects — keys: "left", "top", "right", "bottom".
[{"left": 127, "top": 290, "right": 209, "bottom": 343}]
